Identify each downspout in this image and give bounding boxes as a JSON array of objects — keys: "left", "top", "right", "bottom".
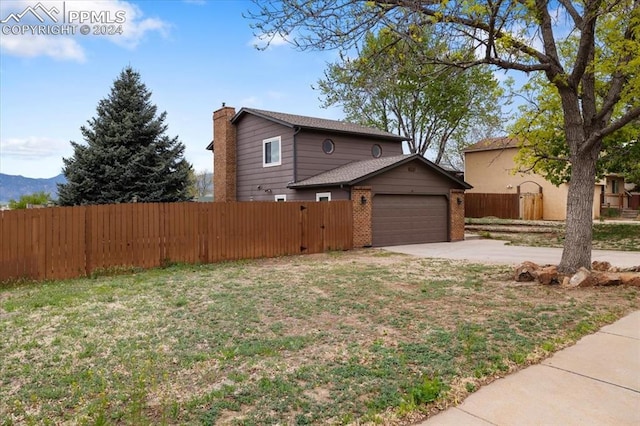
[
  {"left": 293, "top": 126, "right": 301, "bottom": 183},
  {"left": 340, "top": 184, "right": 351, "bottom": 199},
  {"left": 340, "top": 183, "right": 353, "bottom": 201}
]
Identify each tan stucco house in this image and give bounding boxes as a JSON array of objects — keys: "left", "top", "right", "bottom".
[{"left": 464, "top": 137, "right": 602, "bottom": 220}]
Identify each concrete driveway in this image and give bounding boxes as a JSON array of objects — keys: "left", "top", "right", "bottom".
[{"left": 382, "top": 238, "right": 640, "bottom": 269}]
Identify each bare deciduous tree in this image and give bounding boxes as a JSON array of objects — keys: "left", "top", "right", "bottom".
[{"left": 248, "top": 0, "right": 640, "bottom": 273}]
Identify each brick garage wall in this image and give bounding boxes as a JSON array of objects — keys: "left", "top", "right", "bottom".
[
  {"left": 352, "top": 186, "right": 372, "bottom": 247},
  {"left": 450, "top": 189, "right": 465, "bottom": 241},
  {"left": 213, "top": 106, "right": 237, "bottom": 202}
]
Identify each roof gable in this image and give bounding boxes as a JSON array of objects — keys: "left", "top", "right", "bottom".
[
  {"left": 232, "top": 108, "right": 408, "bottom": 142},
  {"left": 289, "top": 154, "right": 471, "bottom": 189}
]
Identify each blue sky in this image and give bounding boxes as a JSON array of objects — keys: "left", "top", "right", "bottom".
[{"left": 0, "top": 0, "right": 345, "bottom": 178}]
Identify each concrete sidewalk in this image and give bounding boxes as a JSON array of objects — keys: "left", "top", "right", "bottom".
[
  {"left": 419, "top": 311, "right": 640, "bottom": 426},
  {"left": 383, "top": 238, "right": 640, "bottom": 269}
]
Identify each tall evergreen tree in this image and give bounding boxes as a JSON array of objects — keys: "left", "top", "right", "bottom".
[{"left": 58, "top": 67, "right": 192, "bottom": 205}]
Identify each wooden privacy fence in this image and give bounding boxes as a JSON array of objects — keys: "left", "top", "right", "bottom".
[
  {"left": 465, "top": 193, "right": 519, "bottom": 219},
  {"left": 0, "top": 201, "right": 353, "bottom": 282}
]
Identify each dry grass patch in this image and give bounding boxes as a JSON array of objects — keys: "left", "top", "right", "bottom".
[
  {"left": 1, "top": 250, "right": 638, "bottom": 425},
  {"left": 475, "top": 222, "right": 640, "bottom": 252}
]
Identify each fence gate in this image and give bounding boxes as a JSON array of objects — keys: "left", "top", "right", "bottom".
[{"left": 521, "top": 193, "right": 543, "bottom": 220}]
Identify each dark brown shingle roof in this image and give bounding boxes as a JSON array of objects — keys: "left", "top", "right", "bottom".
[
  {"left": 289, "top": 154, "right": 471, "bottom": 189},
  {"left": 464, "top": 137, "right": 522, "bottom": 153},
  {"left": 233, "top": 108, "right": 408, "bottom": 141}
]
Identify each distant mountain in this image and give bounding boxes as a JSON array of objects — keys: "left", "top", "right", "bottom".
[{"left": 0, "top": 173, "right": 66, "bottom": 203}]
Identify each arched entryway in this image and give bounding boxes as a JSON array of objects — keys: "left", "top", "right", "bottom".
[{"left": 517, "top": 181, "right": 543, "bottom": 220}]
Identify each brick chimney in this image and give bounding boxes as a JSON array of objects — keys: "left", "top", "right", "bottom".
[{"left": 213, "top": 104, "right": 237, "bottom": 202}]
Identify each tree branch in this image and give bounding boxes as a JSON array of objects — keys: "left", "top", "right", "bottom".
[
  {"left": 383, "top": 0, "right": 552, "bottom": 66},
  {"left": 558, "top": 0, "right": 584, "bottom": 28},
  {"left": 582, "top": 106, "right": 640, "bottom": 152},
  {"left": 534, "top": 0, "right": 564, "bottom": 73},
  {"left": 595, "top": 6, "right": 638, "bottom": 123},
  {"left": 568, "top": 0, "right": 600, "bottom": 88},
  {"left": 516, "top": 153, "right": 570, "bottom": 174}
]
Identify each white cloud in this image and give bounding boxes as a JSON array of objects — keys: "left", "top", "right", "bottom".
[
  {"left": 64, "top": 0, "right": 170, "bottom": 49},
  {"left": 0, "top": 34, "right": 85, "bottom": 61},
  {"left": 183, "top": 0, "right": 206, "bottom": 5},
  {"left": 1, "top": 136, "right": 72, "bottom": 159},
  {"left": 0, "top": 0, "right": 170, "bottom": 60},
  {"left": 239, "top": 96, "right": 261, "bottom": 107},
  {"left": 267, "top": 91, "right": 286, "bottom": 100}
]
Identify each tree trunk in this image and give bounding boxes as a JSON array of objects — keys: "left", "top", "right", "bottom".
[{"left": 559, "top": 149, "right": 599, "bottom": 274}]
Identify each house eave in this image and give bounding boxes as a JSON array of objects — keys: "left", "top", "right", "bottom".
[
  {"left": 289, "top": 154, "right": 472, "bottom": 190},
  {"left": 288, "top": 181, "right": 349, "bottom": 189},
  {"left": 231, "top": 108, "right": 295, "bottom": 129},
  {"left": 232, "top": 108, "right": 409, "bottom": 142},
  {"left": 463, "top": 145, "right": 521, "bottom": 153},
  {"left": 298, "top": 126, "right": 408, "bottom": 142}
]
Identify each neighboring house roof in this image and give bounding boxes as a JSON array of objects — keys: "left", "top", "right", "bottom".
[
  {"left": 437, "top": 159, "right": 462, "bottom": 173},
  {"left": 289, "top": 154, "right": 472, "bottom": 189},
  {"left": 232, "top": 108, "right": 409, "bottom": 142},
  {"left": 464, "top": 137, "right": 523, "bottom": 153}
]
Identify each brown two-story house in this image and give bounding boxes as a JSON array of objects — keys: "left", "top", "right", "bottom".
[{"left": 207, "top": 105, "right": 471, "bottom": 246}]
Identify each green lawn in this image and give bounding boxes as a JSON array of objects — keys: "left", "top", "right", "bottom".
[{"left": 1, "top": 251, "right": 638, "bottom": 425}]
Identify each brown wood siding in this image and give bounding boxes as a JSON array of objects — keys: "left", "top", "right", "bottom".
[
  {"left": 372, "top": 195, "right": 448, "bottom": 246},
  {"left": 0, "top": 202, "right": 353, "bottom": 282},
  {"left": 235, "top": 114, "right": 296, "bottom": 201},
  {"left": 296, "top": 131, "right": 403, "bottom": 181},
  {"left": 361, "top": 159, "right": 459, "bottom": 194},
  {"left": 285, "top": 187, "right": 351, "bottom": 201}
]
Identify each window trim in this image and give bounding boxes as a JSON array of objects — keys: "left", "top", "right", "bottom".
[
  {"left": 371, "top": 144, "right": 382, "bottom": 158},
  {"left": 274, "top": 194, "right": 287, "bottom": 202},
  {"left": 263, "top": 136, "right": 282, "bottom": 167},
  {"left": 322, "top": 138, "right": 335, "bottom": 154},
  {"left": 316, "top": 192, "right": 331, "bottom": 202}
]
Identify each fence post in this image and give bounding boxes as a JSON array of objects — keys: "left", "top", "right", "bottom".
[
  {"left": 299, "top": 203, "right": 308, "bottom": 253},
  {"left": 85, "top": 206, "right": 92, "bottom": 276}
]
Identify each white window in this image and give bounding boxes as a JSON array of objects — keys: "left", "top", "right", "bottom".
[
  {"left": 263, "top": 136, "right": 281, "bottom": 167},
  {"left": 316, "top": 192, "right": 331, "bottom": 202},
  {"left": 274, "top": 195, "right": 287, "bottom": 202},
  {"left": 612, "top": 179, "right": 619, "bottom": 194}
]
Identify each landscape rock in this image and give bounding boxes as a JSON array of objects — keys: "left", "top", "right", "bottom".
[
  {"left": 589, "top": 271, "right": 640, "bottom": 286},
  {"left": 592, "top": 272, "right": 622, "bottom": 286},
  {"left": 620, "top": 273, "right": 640, "bottom": 287},
  {"left": 608, "top": 266, "right": 640, "bottom": 273},
  {"left": 591, "top": 261, "right": 612, "bottom": 271},
  {"left": 568, "top": 267, "right": 595, "bottom": 288},
  {"left": 515, "top": 261, "right": 640, "bottom": 288},
  {"left": 537, "top": 265, "right": 560, "bottom": 285},
  {"left": 514, "top": 261, "right": 540, "bottom": 282}
]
